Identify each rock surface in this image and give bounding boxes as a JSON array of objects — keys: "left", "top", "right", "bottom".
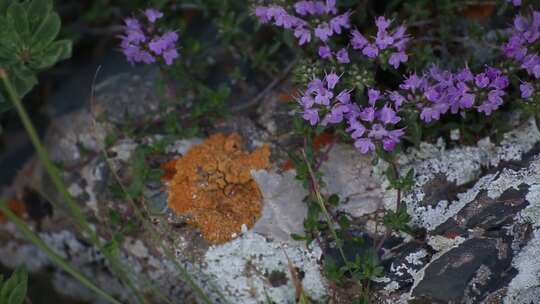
[{"left": 3, "top": 70, "right": 540, "bottom": 304}]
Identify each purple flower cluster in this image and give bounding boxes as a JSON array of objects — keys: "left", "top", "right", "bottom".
[
  {"left": 400, "top": 66, "right": 509, "bottom": 122},
  {"left": 502, "top": 11, "right": 540, "bottom": 78},
  {"left": 120, "top": 9, "right": 179, "bottom": 66},
  {"left": 350, "top": 16, "right": 409, "bottom": 68},
  {"left": 254, "top": 1, "right": 349, "bottom": 45},
  {"left": 254, "top": 3, "right": 410, "bottom": 68},
  {"left": 254, "top": 1, "right": 354, "bottom": 63},
  {"left": 507, "top": 0, "right": 522, "bottom": 6},
  {"left": 298, "top": 73, "right": 404, "bottom": 153}
]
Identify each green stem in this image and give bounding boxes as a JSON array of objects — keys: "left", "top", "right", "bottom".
[
  {"left": 0, "top": 69, "right": 91, "bottom": 238},
  {"left": 0, "top": 201, "right": 122, "bottom": 304},
  {"left": 0, "top": 69, "right": 145, "bottom": 303},
  {"left": 300, "top": 149, "right": 348, "bottom": 266}
]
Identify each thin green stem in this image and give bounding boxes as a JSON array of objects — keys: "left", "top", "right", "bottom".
[
  {"left": 0, "top": 69, "right": 90, "bottom": 237},
  {"left": 0, "top": 69, "right": 145, "bottom": 303},
  {"left": 0, "top": 201, "right": 122, "bottom": 304},
  {"left": 300, "top": 149, "right": 348, "bottom": 266}
]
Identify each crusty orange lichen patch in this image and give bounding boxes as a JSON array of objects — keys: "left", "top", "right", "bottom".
[{"left": 167, "top": 133, "right": 270, "bottom": 243}]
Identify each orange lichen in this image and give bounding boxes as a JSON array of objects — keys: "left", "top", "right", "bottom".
[{"left": 167, "top": 133, "right": 270, "bottom": 243}]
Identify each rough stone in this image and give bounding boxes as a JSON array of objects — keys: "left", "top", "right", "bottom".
[
  {"left": 203, "top": 231, "right": 327, "bottom": 304},
  {"left": 320, "top": 144, "right": 383, "bottom": 217},
  {"left": 251, "top": 170, "right": 309, "bottom": 243},
  {"left": 412, "top": 238, "right": 512, "bottom": 303}
]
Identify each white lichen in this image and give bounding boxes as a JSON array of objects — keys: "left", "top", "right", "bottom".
[{"left": 204, "top": 232, "right": 327, "bottom": 304}]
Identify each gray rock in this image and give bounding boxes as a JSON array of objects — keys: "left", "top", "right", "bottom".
[
  {"left": 92, "top": 72, "right": 162, "bottom": 125},
  {"left": 412, "top": 238, "right": 512, "bottom": 303},
  {"left": 320, "top": 144, "right": 383, "bottom": 217},
  {"left": 251, "top": 170, "right": 309, "bottom": 243}
]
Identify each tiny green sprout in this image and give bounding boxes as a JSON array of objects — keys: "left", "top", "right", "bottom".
[{"left": 0, "top": 0, "right": 71, "bottom": 108}]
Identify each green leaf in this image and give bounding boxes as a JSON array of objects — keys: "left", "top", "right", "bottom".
[
  {"left": 7, "top": 281, "right": 27, "bottom": 304},
  {"left": 53, "top": 39, "right": 72, "bottom": 61},
  {"left": 28, "top": 0, "right": 53, "bottom": 32},
  {"left": 10, "top": 69, "right": 37, "bottom": 98},
  {"left": 328, "top": 194, "right": 340, "bottom": 206},
  {"left": 7, "top": 2, "right": 29, "bottom": 43},
  {"left": 30, "top": 11, "right": 60, "bottom": 51},
  {"left": 0, "top": 266, "right": 26, "bottom": 302}
]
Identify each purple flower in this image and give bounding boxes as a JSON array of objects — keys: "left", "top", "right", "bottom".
[
  {"left": 362, "top": 44, "right": 379, "bottom": 58},
  {"left": 375, "top": 16, "right": 391, "bottom": 32},
  {"left": 420, "top": 107, "right": 441, "bottom": 123},
  {"left": 163, "top": 48, "right": 178, "bottom": 65},
  {"left": 125, "top": 18, "right": 141, "bottom": 31},
  {"left": 315, "top": 89, "right": 333, "bottom": 105},
  {"left": 351, "top": 30, "right": 368, "bottom": 50},
  {"left": 318, "top": 45, "right": 333, "bottom": 59},
  {"left": 120, "top": 12, "right": 179, "bottom": 66},
  {"left": 424, "top": 87, "right": 440, "bottom": 102},
  {"left": 325, "top": 0, "right": 338, "bottom": 15},
  {"left": 307, "top": 78, "right": 325, "bottom": 94},
  {"left": 324, "top": 104, "right": 349, "bottom": 124},
  {"left": 388, "top": 52, "right": 408, "bottom": 69},
  {"left": 478, "top": 90, "right": 505, "bottom": 115},
  {"left": 508, "top": 0, "right": 521, "bottom": 6},
  {"left": 254, "top": 6, "right": 272, "bottom": 23},
  {"left": 325, "top": 72, "right": 340, "bottom": 89},
  {"left": 459, "top": 93, "right": 475, "bottom": 108},
  {"left": 336, "top": 90, "right": 351, "bottom": 104},
  {"left": 149, "top": 32, "right": 176, "bottom": 55},
  {"left": 145, "top": 9, "right": 164, "bottom": 23},
  {"left": 520, "top": 82, "right": 534, "bottom": 99},
  {"left": 300, "top": 95, "right": 315, "bottom": 108},
  {"left": 347, "top": 119, "right": 366, "bottom": 138},
  {"left": 456, "top": 67, "right": 474, "bottom": 82},
  {"left": 329, "top": 12, "right": 351, "bottom": 34},
  {"left": 389, "top": 91, "right": 406, "bottom": 108},
  {"left": 336, "top": 48, "right": 350, "bottom": 64},
  {"left": 294, "top": 27, "right": 312, "bottom": 45},
  {"left": 474, "top": 73, "right": 490, "bottom": 88},
  {"left": 400, "top": 74, "right": 424, "bottom": 92},
  {"left": 354, "top": 138, "right": 375, "bottom": 154},
  {"left": 359, "top": 107, "right": 376, "bottom": 122},
  {"left": 368, "top": 124, "right": 389, "bottom": 140},
  {"left": 392, "top": 25, "right": 407, "bottom": 41},
  {"left": 295, "top": 1, "right": 316, "bottom": 16},
  {"left": 491, "top": 75, "right": 509, "bottom": 90},
  {"left": 315, "top": 22, "right": 333, "bottom": 41},
  {"left": 383, "top": 138, "right": 398, "bottom": 151},
  {"left": 377, "top": 106, "right": 401, "bottom": 125},
  {"left": 368, "top": 89, "right": 381, "bottom": 104},
  {"left": 375, "top": 32, "right": 394, "bottom": 49},
  {"left": 303, "top": 108, "right": 320, "bottom": 125}
]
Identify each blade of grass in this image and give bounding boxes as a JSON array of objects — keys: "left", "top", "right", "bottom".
[
  {"left": 0, "top": 200, "right": 122, "bottom": 304},
  {"left": 0, "top": 68, "right": 146, "bottom": 303}
]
